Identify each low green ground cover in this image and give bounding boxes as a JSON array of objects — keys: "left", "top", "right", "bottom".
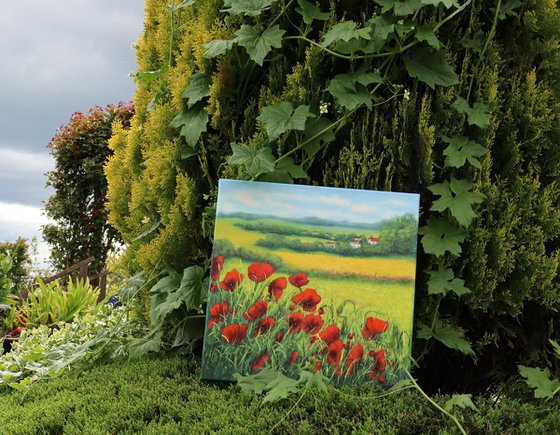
[{"left": 0, "top": 354, "right": 558, "bottom": 434}]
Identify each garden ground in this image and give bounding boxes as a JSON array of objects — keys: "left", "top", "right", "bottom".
[{"left": 0, "top": 354, "right": 558, "bottom": 434}]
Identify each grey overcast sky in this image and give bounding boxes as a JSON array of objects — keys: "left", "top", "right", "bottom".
[{"left": 0, "top": 1, "right": 145, "bottom": 266}]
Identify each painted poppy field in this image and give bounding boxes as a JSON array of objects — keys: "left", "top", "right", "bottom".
[{"left": 201, "top": 180, "right": 420, "bottom": 387}]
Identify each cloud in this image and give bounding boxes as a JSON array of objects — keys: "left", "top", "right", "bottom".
[{"left": 351, "top": 204, "right": 380, "bottom": 215}]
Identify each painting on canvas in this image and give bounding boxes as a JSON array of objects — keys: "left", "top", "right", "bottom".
[{"left": 201, "top": 179, "right": 420, "bottom": 386}]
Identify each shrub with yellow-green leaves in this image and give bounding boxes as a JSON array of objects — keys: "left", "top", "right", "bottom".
[{"left": 106, "top": 0, "right": 560, "bottom": 393}]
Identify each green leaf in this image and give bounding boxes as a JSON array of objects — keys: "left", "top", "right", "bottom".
[
  {"left": 180, "top": 144, "right": 198, "bottom": 160},
  {"left": 276, "top": 157, "right": 308, "bottom": 179},
  {"left": 428, "top": 177, "right": 486, "bottom": 227},
  {"left": 302, "top": 117, "right": 336, "bottom": 159},
  {"left": 445, "top": 394, "right": 478, "bottom": 412},
  {"left": 203, "top": 39, "right": 235, "bottom": 58},
  {"left": 451, "top": 97, "right": 494, "bottom": 128},
  {"left": 299, "top": 370, "right": 329, "bottom": 393},
  {"left": 169, "top": 107, "right": 209, "bottom": 147},
  {"left": 426, "top": 266, "right": 471, "bottom": 296},
  {"left": 167, "top": 0, "right": 195, "bottom": 11},
  {"left": 134, "top": 65, "right": 169, "bottom": 85},
  {"left": 442, "top": 135, "right": 487, "bottom": 169},
  {"left": 128, "top": 332, "right": 163, "bottom": 359},
  {"left": 132, "top": 219, "right": 161, "bottom": 242},
  {"left": 420, "top": 0, "right": 459, "bottom": 8},
  {"left": 415, "top": 25, "right": 441, "bottom": 49},
  {"left": 236, "top": 24, "right": 285, "bottom": 66},
  {"left": 263, "top": 376, "right": 300, "bottom": 403},
  {"left": 491, "top": 0, "right": 522, "bottom": 21},
  {"left": 235, "top": 367, "right": 282, "bottom": 394},
  {"left": 173, "top": 313, "right": 205, "bottom": 347},
  {"left": 375, "top": 0, "right": 423, "bottom": 16},
  {"left": 550, "top": 340, "right": 560, "bottom": 358},
  {"left": 222, "top": 0, "right": 278, "bottom": 16},
  {"left": 418, "top": 217, "right": 467, "bottom": 257},
  {"left": 370, "top": 15, "right": 395, "bottom": 40},
  {"left": 256, "top": 171, "right": 294, "bottom": 183},
  {"left": 403, "top": 48, "right": 458, "bottom": 89},
  {"left": 327, "top": 72, "right": 382, "bottom": 110},
  {"left": 178, "top": 265, "right": 208, "bottom": 310},
  {"left": 417, "top": 319, "right": 475, "bottom": 356},
  {"left": 518, "top": 365, "right": 560, "bottom": 399},
  {"left": 229, "top": 143, "right": 276, "bottom": 177},
  {"left": 460, "top": 31, "right": 485, "bottom": 55},
  {"left": 321, "top": 21, "right": 371, "bottom": 48},
  {"left": 182, "top": 73, "right": 211, "bottom": 108},
  {"left": 295, "top": 0, "right": 329, "bottom": 24},
  {"left": 257, "top": 102, "right": 314, "bottom": 141}
]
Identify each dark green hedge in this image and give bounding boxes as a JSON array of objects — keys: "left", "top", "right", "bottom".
[{"left": 0, "top": 355, "right": 558, "bottom": 434}]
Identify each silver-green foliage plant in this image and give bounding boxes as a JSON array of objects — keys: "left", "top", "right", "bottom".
[{"left": 0, "top": 305, "right": 144, "bottom": 391}]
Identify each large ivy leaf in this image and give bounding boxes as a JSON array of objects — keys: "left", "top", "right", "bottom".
[
  {"left": 178, "top": 265, "right": 208, "bottom": 310},
  {"left": 415, "top": 25, "right": 441, "bottom": 49},
  {"left": 426, "top": 266, "right": 471, "bottom": 296},
  {"left": 418, "top": 217, "right": 467, "bottom": 257},
  {"left": 235, "top": 367, "right": 279, "bottom": 394},
  {"left": 302, "top": 117, "right": 336, "bottom": 159},
  {"left": 420, "top": 0, "right": 459, "bottom": 8},
  {"left": 375, "top": 0, "right": 423, "bottom": 15},
  {"left": 445, "top": 394, "right": 478, "bottom": 412},
  {"left": 403, "top": 48, "right": 459, "bottom": 89},
  {"left": 442, "top": 135, "right": 487, "bottom": 169},
  {"left": 321, "top": 21, "right": 371, "bottom": 48},
  {"left": 263, "top": 376, "right": 300, "bottom": 403},
  {"left": 370, "top": 15, "right": 395, "bottom": 40},
  {"left": 276, "top": 157, "right": 308, "bottom": 179},
  {"left": 203, "top": 39, "right": 235, "bottom": 58},
  {"left": 295, "top": 0, "right": 329, "bottom": 24},
  {"left": 451, "top": 97, "right": 494, "bottom": 128},
  {"left": 518, "top": 365, "right": 560, "bottom": 399},
  {"left": 222, "top": 0, "right": 278, "bottom": 16},
  {"left": 229, "top": 143, "right": 276, "bottom": 177},
  {"left": 417, "top": 319, "right": 475, "bottom": 356},
  {"left": 428, "top": 177, "right": 486, "bottom": 227},
  {"left": 327, "top": 72, "right": 382, "bottom": 110},
  {"left": 169, "top": 107, "right": 209, "bottom": 147},
  {"left": 182, "top": 73, "right": 211, "bottom": 108},
  {"left": 236, "top": 25, "right": 285, "bottom": 66},
  {"left": 257, "top": 102, "right": 314, "bottom": 140}
]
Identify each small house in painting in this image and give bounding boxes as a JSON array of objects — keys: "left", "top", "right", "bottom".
[
  {"left": 367, "top": 237, "right": 379, "bottom": 245},
  {"left": 350, "top": 241, "right": 361, "bottom": 249},
  {"left": 325, "top": 241, "right": 336, "bottom": 249}
]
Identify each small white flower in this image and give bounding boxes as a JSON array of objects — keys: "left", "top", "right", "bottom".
[
  {"left": 319, "top": 101, "right": 329, "bottom": 114},
  {"left": 141, "top": 216, "right": 150, "bottom": 225},
  {"left": 404, "top": 89, "right": 411, "bottom": 101}
]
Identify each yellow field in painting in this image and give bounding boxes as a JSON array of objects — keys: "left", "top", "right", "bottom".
[
  {"left": 222, "top": 257, "right": 414, "bottom": 334},
  {"left": 215, "top": 218, "right": 415, "bottom": 282}
]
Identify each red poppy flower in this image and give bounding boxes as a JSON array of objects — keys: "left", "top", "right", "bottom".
[
  {"left": 211, "top": 255, "right": 224, "bottom": 281},
  {"left": 310, "top": 336, "right": 318, "bottom": 344},
  {"left": 275, "top": 331, "right": 284, "bottom": 342},
  {"left": 243, "top": 300, "right": 267, "bottom": 322},
  {"left": 326, "top": 339, "right": 345, "bottom": 367},
  {"left": 318, "top": 307, "right": 324, "bottom": 315},
  {"left": 348, "top": 332, "right": 355, "bottom": 340},
  {"left": 219, "top": 269, "right": 244, "bottom": 292},
  {"left": 313, "top": 361, "right": 322, "bottom": 373},
  {"left": 208, "top": 302, "right": 229, "bottom": 328},
  {"left": 251, "top": 351, "right": 270, "bottom": 371},
  {"left": 345, "top": 343, "right": 364, "bottom": 374},
  {"left": 268, "top": 277, "right": 287, "bottom": 301},
  {"left": 254, "top": 316, "right": 275, "bottom": 336},
  {"left": 292, "top": 288, "right": 321, "bottom": 312},
  {"left": 361, "top": 316, "right": 389, "bottom": 339},
  {"left": 221, "top": 324, "right": 248, "bottom": 345},
  {"left": 289, "top": 304, "right": 295, "bottom": 311},
  {"left": 378, "top": 375, "right": 386, "bottom": 384},
  {"left": 287, "top": 312, "right": 304, "bottom": 333},
  {"left": 368, "top": 349, "right": 387, "bottom": 380},
  {"left": 319, "top": 325, "right": 340, "bottom": 345},
  {"left": 302, "top": 314, "right": 324, "bottom": 334},
  {"left": 288, "top": 351, "right": 298, "bottom": 365},
  {"left": 210, "top": 283, "right": 217, "bottom": 293},
  {"left": 334, "top": 368, "right": 342, "bottom": 377},
  {"left": 289, "top": 273, "right": 309, "bottom": 287},
  {"left": 248, "top": 262, "right": 275, "bottom": 282}
]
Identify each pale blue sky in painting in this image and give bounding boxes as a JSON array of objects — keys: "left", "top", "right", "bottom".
[{"left": 217, "top": 180, "right": 420, "bottom": 225}]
